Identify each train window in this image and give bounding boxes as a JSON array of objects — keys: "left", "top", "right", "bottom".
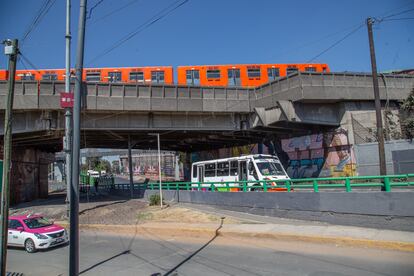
[
  {"left": 108, "top": 72, "right": 122, "bottom": 83},
  {"left": 20, "top": 74, "right": 35, "bottom": 81},
  {"left": 186, "top": 70, "right": 200, "bottom": 85},
  {"left": 151, "top": 71, "right": 164, "bottom": 83},
  {"left": 206, "top": 70, "right": 220, "bottom": 79},
  {"left": 247, "top": 68, "right": 261, "bottom": 78},
  {"left": 305, "top": 67, "right": 316, "bottom": 72},
  {"left": 230, "top": 161, "right": 238, "bottom": 176},
  {"left": 227, "top": 69, "right": 241, "bottom": 86},
  {"left": 286, "top": 67, "right": 298, "bottom": 76},
  {"left": 217, "top": 162, "right": 230, "bottom": 176},
  {"left": 129, "top": 72, "right": 144, "bottom": 82},
  {"left": 205, "top": 163, "right": 216, "bottom": 177},
  {"left": 86, "top": 72, "right": 101, "bottom": 82},
  {"left": 267, "top": 68, "right": 280, "bottom": 81},
  {"left": 42, "top": 74, "right": 57, "bottom": 81}
]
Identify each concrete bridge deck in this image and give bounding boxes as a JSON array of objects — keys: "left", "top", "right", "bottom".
[{"left": 0, "top": 72, "right": 413, "bottom": 151}]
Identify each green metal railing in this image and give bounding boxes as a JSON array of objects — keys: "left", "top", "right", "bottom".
[
  {"left": 144, "top": 174, "right": 414, "bottom": 193},
  {"left": 79, "top": 172, "right": 115, "bottom": 192}
]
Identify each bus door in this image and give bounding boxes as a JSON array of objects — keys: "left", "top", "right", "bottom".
[
  {"left": 238, "top": 161, "right": 247, "bottom": 181},
  {"left": 197, "top": 166, "right": 204, "bottom": 183}
]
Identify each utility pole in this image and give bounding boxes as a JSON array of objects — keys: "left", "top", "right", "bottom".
[
  {"left": 64, "top": 0, "right": 72, "bottom": 219},
  {"left": 0, "top": 38, "right": 18, "bottom": 276},
  {"left": 128, "top": 135, "right": 134, "bottom": 199},
  {"left": 71, "top": 0, "right": 87, "bottom": 275},
  {"left": 366, "top": 17, "right": 387, "bottom": 177}
]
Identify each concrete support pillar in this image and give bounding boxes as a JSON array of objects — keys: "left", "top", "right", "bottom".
[{"left": 258, "top": 143, "right": 263, "bottom": 154}]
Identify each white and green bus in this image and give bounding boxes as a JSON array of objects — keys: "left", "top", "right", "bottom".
[{"left": 191, "top": 154, "right": 290, "bottom": 191}]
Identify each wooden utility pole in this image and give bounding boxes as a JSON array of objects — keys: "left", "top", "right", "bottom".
[
  {"left": 366, "top": 17, "right": 387, "bottom": 177},
  {"left": 0, "top": 38, "right": 18, "bottom": 276}
]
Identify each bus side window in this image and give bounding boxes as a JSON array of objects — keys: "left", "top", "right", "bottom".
[
  {"left": 192, "top": 165, "right": 197, "bottom": 178},
  {"left": 230, "top": 161, "right": 238, "bottom": 176}
]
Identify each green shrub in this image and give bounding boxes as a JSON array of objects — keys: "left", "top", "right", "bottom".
[{"left": 149, "top": 194, "right": 162, "bottom": 206}]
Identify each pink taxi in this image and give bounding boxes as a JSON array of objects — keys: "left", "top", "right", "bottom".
[{"left": 8, "top": 214, "right": 68, "bottom": 253}]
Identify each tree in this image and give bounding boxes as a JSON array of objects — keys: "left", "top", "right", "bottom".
[{"left": 401, "top": 88, "right": 414, "bottom": 140}]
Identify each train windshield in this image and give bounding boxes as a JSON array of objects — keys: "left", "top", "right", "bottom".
[{"left": 255, "top": 161, "right": 285, "bottom": 176}]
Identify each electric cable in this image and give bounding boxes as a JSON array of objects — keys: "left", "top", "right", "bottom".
[
  {"left": 87, "top": 0, "right": 189, "bottom": 65},
  {"left": 21, "top": 0, "right": 57, "bottom": 45},
  {"left": 86, "top": 0, "right": 105, "bottom": 20},
  {"left": 307, "top": 23, "right": 365, "bottom": 63},
  {"left": 89, "top": 0, "right": 141, "bottom": 25}
]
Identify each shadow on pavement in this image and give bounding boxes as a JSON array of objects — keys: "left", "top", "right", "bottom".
[
  {"left": 160, "top": 217, "right": 225, "bottom": 276},
  {"left": 78, "top": 217, "right": 225, "bottom": 276}
]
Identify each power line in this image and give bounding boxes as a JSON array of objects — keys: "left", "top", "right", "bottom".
[
  {"left": 381, "top": 17, "right": 414, "bottom": 22},
  {"left": 381, "top": 7, "right": 414, "bottom": 20},
  {"left": 86, "top": 0, "right": 105, "bottom": 20},
  {"left": 19, "top": 51, "right": 42, "bottom": 72},
  {"left": 89, "top": 0, "right": 141, "bottom": 25},
  {"left": 87, "top": 0, "right": 189, "bottom": 65},
  {"left": 307, "top": 24, "right": 365, "bottom": 63},
  {"left": 21, "top": 0, "right": 57, "bottom": 45}
]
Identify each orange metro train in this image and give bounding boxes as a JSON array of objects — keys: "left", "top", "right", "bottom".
[{"left": 0, "top": 63, "right": 329, "bottom": 88}]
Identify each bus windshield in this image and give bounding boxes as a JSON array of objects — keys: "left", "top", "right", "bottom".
[{"left": 256, "top": 161, "right": 285, "bottom": 176}]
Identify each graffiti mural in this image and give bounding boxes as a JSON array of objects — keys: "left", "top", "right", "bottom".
[
  {"left": 319, "top": 132, "right": 356, "bottom": 177},
  {"left": 189, "top": 129, "right": 356, "bottom": 180},
  {"left": 281, "top": 130, "right": 356, "bottom": 178}
]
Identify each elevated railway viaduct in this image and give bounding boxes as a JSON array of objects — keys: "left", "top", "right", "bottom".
[{"left": 0, "top": 71, "right": 413, "bottom": 203}]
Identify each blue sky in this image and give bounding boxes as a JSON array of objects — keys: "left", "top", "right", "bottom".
[{"left": 0, "top": 0, "right": 413, "bottom": 73}]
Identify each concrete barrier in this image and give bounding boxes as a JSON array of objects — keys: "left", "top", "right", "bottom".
[{"left": 144, "top": 190, "right": 414, "bottom": 231}]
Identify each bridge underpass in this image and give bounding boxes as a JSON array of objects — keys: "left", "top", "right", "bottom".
[{"left": 1, "top": 71, "right": 413, "bottom": 203}]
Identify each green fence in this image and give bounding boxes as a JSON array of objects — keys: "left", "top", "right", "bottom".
[
  {"left": 145, "top": 174, "right": 414, "bottom": 193},
  {"left": 79, "top": 172, "right": 114, "bottom": 188}
]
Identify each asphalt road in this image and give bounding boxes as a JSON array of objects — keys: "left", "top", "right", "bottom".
[{"left": 7, "top": 230, "right": 414, "bottom": 276}]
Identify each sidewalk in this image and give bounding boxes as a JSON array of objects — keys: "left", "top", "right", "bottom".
[{"left": 59, "top": 201, "right": 414, "bottom": 253}]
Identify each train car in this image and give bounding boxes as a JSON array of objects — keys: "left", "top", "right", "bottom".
[
  {"left": 177, "top": 63, "right": 330, "bottom": 87},
  {"left": 0, "top": 68, "right": 67, "bottom": 81},
  {"left": 0, "top": 70, "right": 8, "bottom": 81},
  {"left": 0, "top": 66, "right": 174, "bottom": 84},
  {"left": 82, "top": 66, "right": 174, "bottom": 84}
]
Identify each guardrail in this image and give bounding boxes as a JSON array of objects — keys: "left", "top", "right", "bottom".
[
  {"left": 145, "top": 174, "right": 414, "bottom": 193},
  {"left": 79, "top": 173, "right": 115, "bottom": 192}
]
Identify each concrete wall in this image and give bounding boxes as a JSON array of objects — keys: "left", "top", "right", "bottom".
[
  {"left": 354, "top": 139, "right": 414, "bottom": 175},
  {"left": 0, "top": 147, "right": 54, "bottom": 204},
  {"left": 144, "top": 190, "right": 414, "bottom": 231}
]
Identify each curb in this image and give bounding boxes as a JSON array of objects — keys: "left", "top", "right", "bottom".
[{"left": 57, "top": 222, "right": 414, "bottom": 252}]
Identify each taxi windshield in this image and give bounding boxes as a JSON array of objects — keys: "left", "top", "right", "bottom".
[
  {"left": 23, "top": 217, "right": 53, "bottom": 229},
  {"left": 256, "top": 161, "right": 285, "bottom": 176}
]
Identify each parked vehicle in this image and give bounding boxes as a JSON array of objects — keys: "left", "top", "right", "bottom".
[
  {"left": 8, "top": 214, "right": 68, "bottom": 253},
  {"left": 191, "top": 154, "right": 290, "bottom": 191}
]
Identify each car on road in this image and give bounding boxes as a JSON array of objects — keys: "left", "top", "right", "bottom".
[{"left": 8, "top": 214, "right": 68, "bottom": 253}]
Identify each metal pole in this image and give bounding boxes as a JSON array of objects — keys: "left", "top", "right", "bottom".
[
  {"left": 0, "top": 38, "right": 18, "bottom": 276},
  {"left": 64, "top": 0, "right": 72, "bottom": 219},
  {"left": 366, "top": 17, "right": 387, "bottom": 177},
  {"left": 157, "top": 134, "right": 163, "bottom": 208},
  {"left": 128, "top": 135, "right": 134, "bottom": 199},
  {"left": 71, "top": 1, "right": 87, "bottom": 275}
]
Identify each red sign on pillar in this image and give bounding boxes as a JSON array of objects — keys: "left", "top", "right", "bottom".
[{"left": 60, "top": 92, "right": 74, "bottom": 108}]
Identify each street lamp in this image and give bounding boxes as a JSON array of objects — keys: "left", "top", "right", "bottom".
[{"left": 149, "top": 133, "right": 163, "bottom": 208}]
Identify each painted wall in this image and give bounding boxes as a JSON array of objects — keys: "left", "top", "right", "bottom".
[{"left": 281, "top": 131, "right": 357, "bottom": 178}]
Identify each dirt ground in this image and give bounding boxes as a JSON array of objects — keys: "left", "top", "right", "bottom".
[{"left": 10, "top": 192, "right": 241, "bottom": 225}]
